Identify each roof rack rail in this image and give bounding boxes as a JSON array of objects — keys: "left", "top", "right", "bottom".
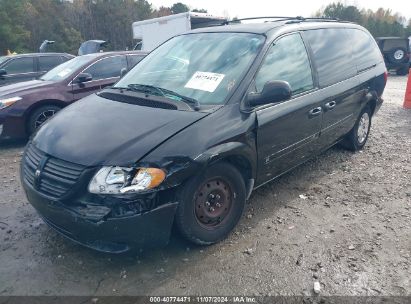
[
  {"left": 222, "top": 16, "right": 301, "bottom": 25},
  {"left": 222, "top": 16, "right": 350, "bottom": 25}
]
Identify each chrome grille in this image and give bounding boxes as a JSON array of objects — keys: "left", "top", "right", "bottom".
[{"left": 23, "top": 143, "right": 85, "bottom": 199}]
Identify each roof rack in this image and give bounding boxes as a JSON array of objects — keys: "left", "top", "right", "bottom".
[
  {"left": 222, "top": 16, "right": 350, "bottom": 25},
  {"left": 222, "top": 16, "right": 299, "bottom": 25}
]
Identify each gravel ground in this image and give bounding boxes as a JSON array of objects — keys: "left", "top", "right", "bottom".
[{"left": 0, "top": 75, "right": 410, "bottom": 297}]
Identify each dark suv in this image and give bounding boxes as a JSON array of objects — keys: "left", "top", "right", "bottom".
[
  {"left": 375, "top": 37, "right": 410, "bottom": 75},
  {"left": 21, "top": 18, "right": 387, "bottom": 253},
  {"left": 0, "top": 51, "right": 146, "bottom": 140},
  {"left": 0, "top": 53, "right": 74, "bottom": 86}
]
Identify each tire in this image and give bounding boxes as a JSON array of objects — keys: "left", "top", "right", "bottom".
[
  {"left": 388, "top": 47, "right": 407, "bottom": 64},
  {"left": 175, "top": 162, "right": 246, "bottom": 245},
  {"left": 340, "top": 106, "right": 372, "bottom": 151},
  {"left": 396, "top": 66, "right": 409, "bottom": 76},
  {"left": 28, "top": 105, "right": 61, "bottom": 135}
]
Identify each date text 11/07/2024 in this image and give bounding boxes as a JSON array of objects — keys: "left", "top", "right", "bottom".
[{"left": 149, "top": 296, "right": 257, "bottom": 303}]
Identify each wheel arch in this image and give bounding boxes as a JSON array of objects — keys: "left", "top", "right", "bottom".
[
  {"left": 198, "top": 142, "right": 257, "bottom": 199},
  {"left": 24, "top": 99, "right": 66, "bottom": 132},
  {"left": 364, "top": 91, "right": 379, "bottom": 116}
]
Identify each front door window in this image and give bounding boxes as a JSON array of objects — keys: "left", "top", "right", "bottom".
[{"left": 254, "top": 33, "right": 314, "bottom": 96}]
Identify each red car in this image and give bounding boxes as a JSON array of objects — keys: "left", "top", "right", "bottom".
[{"left": 0, "top": 51, "right": 146, "bottom": 140}]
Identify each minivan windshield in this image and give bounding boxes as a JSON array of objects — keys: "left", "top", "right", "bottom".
[
  {"left": 115, "top": 33, "right": 265, "bottom": 105},
  {"left": 40, "top": 55, "right": 97, "bottom": 81}
]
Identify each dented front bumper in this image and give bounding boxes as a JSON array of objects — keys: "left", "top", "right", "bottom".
[{"left": 23, "top": 181, "right": 178, "bottom": 253}]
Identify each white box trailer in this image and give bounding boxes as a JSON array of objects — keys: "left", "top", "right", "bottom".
[{"left": 132, "top": 12, "right": 226, "bottom": 51}]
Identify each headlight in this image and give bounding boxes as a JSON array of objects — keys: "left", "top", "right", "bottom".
[
  {"left": 0, "top": 96, "right": 22, "bottom": 110},
  {"left": 88, "top": 166, "right": 166, "bottom": 194}
]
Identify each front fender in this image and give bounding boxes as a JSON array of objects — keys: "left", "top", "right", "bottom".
[
  {"left": 137, "top": 140, "right": 257, "bottom": 196},
  {"left": 139, "top": 104, "right": 258, "bottom": 193}
]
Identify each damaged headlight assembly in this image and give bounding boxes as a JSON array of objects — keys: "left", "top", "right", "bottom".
[{"left": 88, "top": 166, "right": 166, "bottom": 194}]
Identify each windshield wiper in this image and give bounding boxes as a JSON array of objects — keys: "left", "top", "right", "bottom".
[{"left": 126, "top": 84, "right": 200, "bottom": 111}]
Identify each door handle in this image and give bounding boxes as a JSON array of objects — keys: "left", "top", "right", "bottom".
[
  {"left": 308, "top": 107, "right": 322, "bottom": 118},
  {"left": 324, "top": 101, "right": 336, "bottom": 110}
]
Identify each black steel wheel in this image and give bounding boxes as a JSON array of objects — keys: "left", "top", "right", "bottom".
[
  {"left": 175, "top": 162, "right": 246, "bottom": 245},
  {"left": 194, "top": 178, "right": 233, "bottom": 228}
]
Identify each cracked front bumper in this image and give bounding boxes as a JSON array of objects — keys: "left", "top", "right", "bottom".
[{"left": 23, "top": 181, "right": 178, "bottom": 253}]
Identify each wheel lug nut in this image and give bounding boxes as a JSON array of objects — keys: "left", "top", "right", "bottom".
[
  {"left": 209, "top": 207, "right": 215, "bottom": 212},
  {"left": 216, "top": 203, "right": 221, "bottom": 208},
  {"left": 216, "top": 194, "right": 221, "bottom": 200},
  {"left": 205, "top": 201, "right": 210, "bottom": 207}
]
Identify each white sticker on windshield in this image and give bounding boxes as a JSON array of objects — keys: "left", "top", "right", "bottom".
[
  {"left": 185, "top": 71, "right": 225, "bottom": 92},
  {"left": 57, "top": 69, "right": 71, "bottom": 77}
]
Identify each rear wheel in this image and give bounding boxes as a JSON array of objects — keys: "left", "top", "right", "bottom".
[
  {"left": 175, "top": 162, "right": 246, "bottom": 245},
  {"left": 396, "top": 66, "right": 409, "bottom": 76},
  {"left": 340, "top": 106, "right": 372, "bottom": 151},
  {"left": 28, "top": 105, "right": 61, "bottom": 135}
]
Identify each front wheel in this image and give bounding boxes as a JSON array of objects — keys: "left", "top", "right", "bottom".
[
  {"left": 175, "top": 162, "right": 246, "bottom": 245},
  {"left": 396, "top": 66, "right": 409, "bottom": 76},
  {"left": 340, "top": 106, "right": 372, "bottom": 151},
  {"left": 28, "top": 105, "right": 61, "bottom": 135}
]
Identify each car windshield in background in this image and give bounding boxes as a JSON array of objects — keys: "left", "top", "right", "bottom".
[
  {"left": 115, "top": 33, "right": 265, "bottom": 105},
  {"left": 0, "top": 56, "right": 8, "bottom": 65},
  {"left": 40, "top": 55, "right": 95, "bottom": 81}
]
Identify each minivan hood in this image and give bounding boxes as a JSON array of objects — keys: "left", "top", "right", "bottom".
[
  {"left": 33, "top": 94, "right": 209, "bottom": 166},
  {"left": 0, "top": 80, "right": 54, "bottom": 97}
]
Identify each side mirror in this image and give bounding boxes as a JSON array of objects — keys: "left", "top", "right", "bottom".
[
  {"left": 120, "top": 68, "right": 128, "bottom": 78},
  {"left": 247, "top": 81, "right": 292, "bottom": 107},
  {"left": 0, "top": 69, "right": 7, "bottom": 77},
  {"left": 75, "top": 72, "right": 92, "bottom": 83}
]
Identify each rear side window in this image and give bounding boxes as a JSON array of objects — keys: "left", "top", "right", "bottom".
[
  {"left": 349, "top": 29, "right": 383, "bottom": 73},
  {"left": 381, "top": 39, "right": 408, "bottom": 51},
  {"left": 304, "top": 28, "right": 356, "bottom": 87},
  {"left": 4, "top": 57, "right": 34, "bottom": 74},
  {"left": 39, "top": 56, "right": 63, "bottom": 71},
  {"left": 127, "top": 55, "right": 145, "bottom": 68},
  {"left": 255, "top": 33, "right": 314, "bottom": 95},
  {"left": 61, "top": 56, "right": 72, "bottom": 63},
  {"left": 83, "top": 55, "right": 127, "bottom": 80}
]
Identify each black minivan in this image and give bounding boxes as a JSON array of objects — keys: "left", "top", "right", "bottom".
[{"left": 21, "top": 18, "right": 387, "bottom": 253}]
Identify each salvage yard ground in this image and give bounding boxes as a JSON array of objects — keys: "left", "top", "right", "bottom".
[{"left": 0, "top": 75, "right": 410, "bottom": 296}]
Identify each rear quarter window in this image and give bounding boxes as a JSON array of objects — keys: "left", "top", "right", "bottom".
[
  {"left": 61, "top": 56, "right": 73, "bottom": 63},
  {"left": 349, "top": 29, "right": 383, "bottom": 73},
  {"left": 303, "top": 28, "right": 357, "bottom": 87},
  {"left": 127, "top": 55, "right": 145, "bottom": 68}
]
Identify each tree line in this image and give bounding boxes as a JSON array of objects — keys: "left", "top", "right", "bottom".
[
  {"left": 0, "top": 0, "right": 204, "bottom": 55},
  {"left": 315, "top": 2, "right": 411, "bottom": 37},
  {"left": 1, "top": 0, "right": 410, "bottom": 56}
]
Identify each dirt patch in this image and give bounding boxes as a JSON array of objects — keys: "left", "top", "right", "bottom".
[{"left": 0, "top": 75, "right": 410, "bottom": 296}]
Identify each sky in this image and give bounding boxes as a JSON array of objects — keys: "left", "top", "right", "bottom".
[{"left": 148, "top": 0, "right": 411, "bottom": 21}]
